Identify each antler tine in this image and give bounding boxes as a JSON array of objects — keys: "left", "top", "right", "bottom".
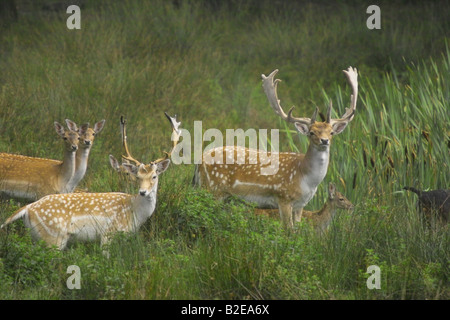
[
  {"left": 120, "top": 115, "right": 142, "bottom": 166},
  {"left": 262, "top": 69, "right": 312, "bottom": 126},
  {"left": 331, "top": 66, "right": 358, "bottom": 125},
  {"left": 326, "top": 100, "right": 332, "bottom": 123},
  {"left": 151, "top": 112, "right": 182, "bottom": 164}
]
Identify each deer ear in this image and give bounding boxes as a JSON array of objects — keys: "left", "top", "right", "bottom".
[
  {"left": 328, "top": 182, "right": 336, "bottom": 199},
  {"left": 331, "top": 121, "right": 349, "bottom": 135},
  {"left": 65, "top": 119, "right": 78, "bottom": 132},
  {"left": 122, "top": 163, "right": 139, "bottom": 175},
  {"left": 54, "top": 122, "right": 65, "bottom": 137},
  {"left": 79, "top": 123, "right": 90, "bottom": 135},
  {"left": 294, "top": 122, "right": 310, "bottom": 135},
  {"left": 94, "top": 120, "right": 106, "bottom": 133},
  {"left": 109, "top": 155, "right": 120, "bottom": 171},
  {"left": 156, "top": 159, "right": 170, "bottom": 175}
]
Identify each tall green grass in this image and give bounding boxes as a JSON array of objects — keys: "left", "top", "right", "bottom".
[
  {"left": 319, "top": 47, "right": 450, "bottom": 206},
  {"left": 0, "top": 0, "right": 448, "bottom": 300}
]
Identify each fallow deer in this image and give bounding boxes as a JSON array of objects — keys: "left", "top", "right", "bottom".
[
  {"left": 0, "top": 120, "right": 80, "bottom": 200},
  {"left": 255, "top": 182, "right": 354, "bottom": 233},
  {"left": 1, "top": 113, "right": 180, "bottom": 254},
  {"left": 302, "top": 182, "right": 354, "bottom": 233},
  {"left": 193, "top": 67, "right": 358, "bottom": 229},
  {"left": 66, "top": 119, "right": 106, "bottom": 192}
]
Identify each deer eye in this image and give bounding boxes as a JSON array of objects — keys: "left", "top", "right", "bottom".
[
  {"left": 309, "top": 132, "right": 315, "bottom": 136},
  {"left": 152, "top": 176, "right": 157, "bottom": 180}
]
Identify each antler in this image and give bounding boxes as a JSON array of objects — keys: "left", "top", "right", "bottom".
[
  {"left": 120, "top": 116, "right": 142, "bottom": 167},
  {"left": 329, "top": 66, "right": 358, "bottom": 125},
  {"left": 151, "top": 112, "right": 182, "bottom": 164},
  {"left": 261, "top": 69, "right": 318, "bottom": 126},
  {"left": 262, "top": 67, "right": 358, "bottom": 126},
  {"left": 117, "top": 112, "right": 181, "bottom": 169}
]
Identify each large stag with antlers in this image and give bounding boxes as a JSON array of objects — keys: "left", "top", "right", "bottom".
[
  {"left": 1, "top": 113, "right": 181, "bottom": 254},
  {"left": 193, "top": 67, "right": 358, "bottom": 229}
]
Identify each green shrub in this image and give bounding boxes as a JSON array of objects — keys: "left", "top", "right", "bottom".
[{"left": 0, "top": 232, "right": 63, "bottom": 296}]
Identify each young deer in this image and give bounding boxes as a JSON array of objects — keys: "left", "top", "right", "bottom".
[
  {"left": 302, "top": 182, "right": 354, "bottom": 233},
  {"left": 193, "top": 67, "right": 358, "bottom": 229},
  {"left": 66, "top": 119, "right": 106, "bottom": 192},
  {"left": 254, "top": 182, "right": 354, "bottom": 232},
  {"left": 1, "top": 113, "right": 180, "bottom": 253},
  {"left": 0, "top": 120, "right": 80, "bottom": 200}
]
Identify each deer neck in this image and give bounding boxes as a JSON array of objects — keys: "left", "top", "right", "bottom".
[
  {"left": 66, "top": 147, "right": 91, "bottom": 192},
  {"left": 320, "top": 201, "right": 336, "bottom": 220},
  {"left": 300, "top": 144, "right": 330, "bottom": 189},
  {"left": 131, "top": 184, "right": 158, "bottom": 230},
  {"left": 59, "top": 149, "right": 77, "bottom": 193}
]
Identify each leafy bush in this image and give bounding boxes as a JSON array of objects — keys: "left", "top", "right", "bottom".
[
  {"left": 0, "top": 232, "right": 62, "bottom": 293},
  {"left": 173, "top": 188, "right": 253, "bottom": 239}
]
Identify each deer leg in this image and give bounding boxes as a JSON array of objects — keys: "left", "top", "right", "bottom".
[
  {"left": 57, "top": 236, "right": 69, "bottom": 251},
  {"left": 100, "top": 235, "right": 112, "bottom": 258},
  {"left": 278, "top": 201, "right": 293, "bottom": 229},
  {"left": 293, "top": 207, "right": 304, "bottom": 223},
  {"left": 42, "top": 233, "right": 69, "bottom": 251}
]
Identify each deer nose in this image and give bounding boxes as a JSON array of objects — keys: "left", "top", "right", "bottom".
[
  {"left": 84, "top": 140, "right": 91, "bottom": 146},
  {"left": 139, "top": 190, "right": 147, "bottom": 196},
  {"left": 72, "top": 145, "right": 78, "bottom": 151},
  {"left": 320, "top": 139, "right": 329, "bottom": 145}
]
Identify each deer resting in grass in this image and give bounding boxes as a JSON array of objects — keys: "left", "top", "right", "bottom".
[
  {"left": 0, "top": 120, "right": 80, "bottom": 200},
  {"left": 1, "top": 113, "right": 180, "bottom": 253},
  {"left": 193, "top": 67, "right": 358, "bottom": 229}
]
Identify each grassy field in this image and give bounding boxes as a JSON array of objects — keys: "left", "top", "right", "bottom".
[{"left": 0, "top": 0, "right": 449, "bottom": 300}]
